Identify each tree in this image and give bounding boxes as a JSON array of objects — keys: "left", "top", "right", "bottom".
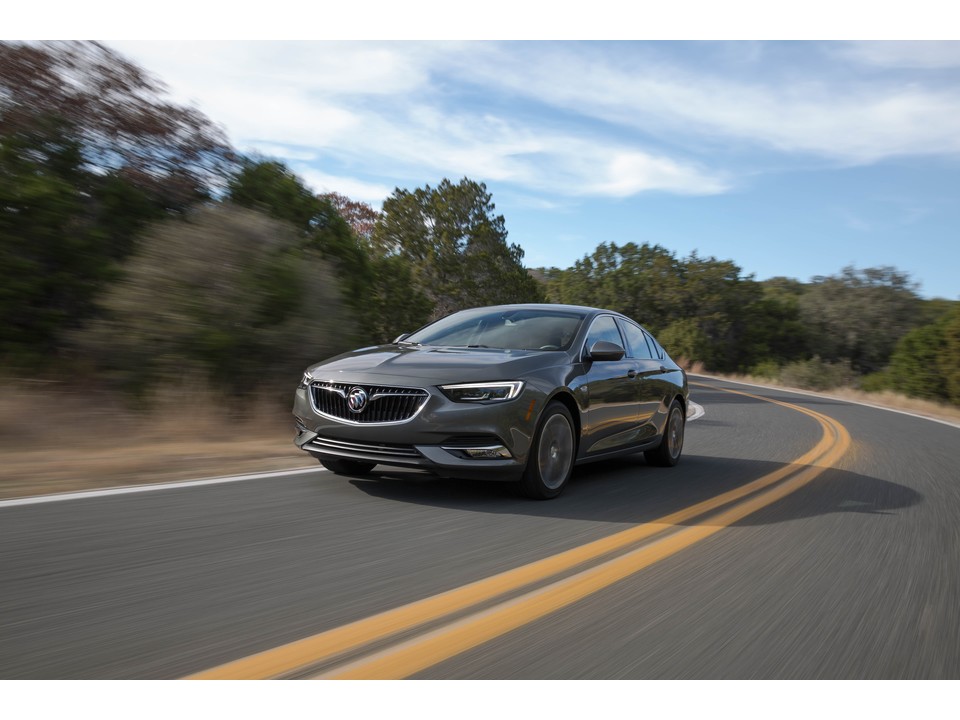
[
  {"left": 228, "top": 160, "right": 331, "bottom": 235},
  {"left": 321, "top": 192, "right": 380, "bottom": 242},
  {"left": 227, "top": 160, "right": 382, "bottom": 340},
  {"left": 0, "top": 41, "right": 235, "bottom": 208},
  {"left": 940, "top": 307, "right": 960, "bottom": 404},
  {"left": 0, "top": 131, "right": 105, "bottom": 359},
  {"left": 371, "top": 178, "right": 543, "bottom": 320},
  {"left": 75, "top": 205, "right": 352, "bottom": 394},
  {"left": 886, "top": 323, "right": 948, "bottom": 401},
  {"left": 881, "top": 303, "right": 960, "bottom": 404},
  {"left": 0, "top": 41, "right": 236, "bottom": 363},
  {"left": 539, "top": 242, "right": 765, "bottom": 370},
  {"left": 798, "top": 266, "right": 921, "bottom": 374},
  {"left": 741, "top": 278, "right": 809, "bottom": 367}
]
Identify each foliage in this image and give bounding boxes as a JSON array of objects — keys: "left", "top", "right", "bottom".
[
  {"left": 227, "top": 159, "right": 383, "bottom": 340},
  {"left": 779, "top": 357, "right": 856, "bottom": 392},
  {"left": 3, "top": 43, "right": 956, "bottom": 406},
  {"left": 540, "top": 242, "right": 770, "bottom": 372},
  {"left": 876, "top": 305, "right": 960, "bottom": 404},
  {"left": 0, "top": 41, "right": 235, "bottom": 207},
  {"left": 0, "top": 41, "right": 235, "bottom": 364},
  {"left": 749, "top": 360, "right": 782, "bottom": 380},
  {"left": 372, "top": 178, "right": 543, "bottom": 322},
  {"left": 0, "top": 129, "right": 163, "bottom": 362},
  {"left": 658, "top": 318, "right": 711, "bottom": 367},
  {"left": 941, "top": 309, "right": 960, "bottom": 404},
  {"left": 228, "top": 160, "right": 331, "bottom": 235},
  {"left": 75, "top": 205, "right": 351, "bottom": 394},
  {"left": 798, "top": 266, "right": 921, "bottom": 374},
  {"left": 321, "top": 192, "right": 380, "bottom": 242}
]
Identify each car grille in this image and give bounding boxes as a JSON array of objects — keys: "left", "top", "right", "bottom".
[
  {"left": 305, "top": 435, "right": 422, "bottom": 461},
  {"left": 309, "top": 382, "right": 429, "bottom": 424}
]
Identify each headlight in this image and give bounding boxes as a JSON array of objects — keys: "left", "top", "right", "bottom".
[
  {"left": 439, "top": 381, "right": 525, "bottom": 403},
  {"left": 299, "top": 372, "right": 313, "bottom": 388}
]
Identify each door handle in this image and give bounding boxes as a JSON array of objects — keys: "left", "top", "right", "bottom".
[{"left": 627, "top": 369, "right": 638, "bottom": 379}]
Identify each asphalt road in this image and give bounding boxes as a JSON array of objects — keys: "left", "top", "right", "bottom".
[{"left": 2, "top": 376, "right": 958, "bottom": 679}]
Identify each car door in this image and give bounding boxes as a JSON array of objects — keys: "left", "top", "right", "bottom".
[
  {"left": 616, "top": 318, "right": 671, "bottom": 443},
  {"left": 578, "top": 314, "right": 644, "bottom": 455}
]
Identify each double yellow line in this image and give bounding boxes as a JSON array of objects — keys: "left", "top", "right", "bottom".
[{"left": 187, "top": 384, "right": 850, "bottom": 680}]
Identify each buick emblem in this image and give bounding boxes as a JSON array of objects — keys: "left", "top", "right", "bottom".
[{"left": 347, "top": 386, "right": 368, "bottom": 413}]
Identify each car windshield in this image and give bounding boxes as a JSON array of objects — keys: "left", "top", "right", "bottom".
[{"left": 403, "top": 308, "right": 586, "bottom": 351}]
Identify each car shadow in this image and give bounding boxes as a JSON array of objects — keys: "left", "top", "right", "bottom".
[{"left": 345, "top": 453, "right": 922, "bottom": 527}]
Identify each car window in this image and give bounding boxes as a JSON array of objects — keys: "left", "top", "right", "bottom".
[
  {"left": 405, "top": 307, "right": 585, "bottom": 351},
  {"left": 584, "top": 315, "right": 624, "bottom": 353},
  {"left": 645, "top": 330, "right": 665, "bottom": 360},
  {"left": 618, "top": 320, "right": 655, "bottom": 359}
]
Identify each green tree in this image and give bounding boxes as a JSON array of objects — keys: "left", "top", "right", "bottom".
[
  {"left": 0, "top": 128, "right": 164, "bottom": 362},
  {"left": 227, "top": 160, "right": 384, "bottom": 340},
  {"left": 940, "top": 307, "right": 960, "bottom": 404},
  {"left": 1, "top": 41, "right": 235, "bottom": 208},
  {"left": 540, "top": 242, "right": 767, "bottom": 371},
  {"left": 76, "top": 205, "right": 351, "bottom": 394},
  {"left": 798, "top": 266, "right": 920, "bottom": 374},
  {"left": 881, "top": 303, "right": 960, "bottom": 404},
  {"left": 1, "top": 41, "right": 236, "bottom": 363},
  {"left": 371, "top": 178, "right": 543, "bottom": 320},
  {"left": 886, "top": 323, "right": 948, "bottom": 401},
  {"left": 228, "top": 160, "right": 330, "bottom": 234}
]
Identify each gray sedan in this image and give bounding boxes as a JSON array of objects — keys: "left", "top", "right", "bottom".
[{"left": 293, "top": 304, "right": 689, "bottom": 499}]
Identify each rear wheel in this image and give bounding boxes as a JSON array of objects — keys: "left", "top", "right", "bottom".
[
  {"left": 644, "top": 399, "right": 685, "bottom": 467},
  {"left": 520, "top": 402, "right": 576, "bottom": 499},
  {"left": 319, "top": 457, "right": 376, "bottom": 476}
]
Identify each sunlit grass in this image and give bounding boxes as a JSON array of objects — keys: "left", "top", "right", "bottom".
[
  {"left": 700, "top": 371, "right": 960, "bottom": 424},
  {"left": 0, "top": 380, "right": 313, "bottom": 500}
]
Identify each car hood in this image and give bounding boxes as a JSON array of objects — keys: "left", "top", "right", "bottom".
[{"left": 306, "top": 344, "right": 564, "bottom": 386}]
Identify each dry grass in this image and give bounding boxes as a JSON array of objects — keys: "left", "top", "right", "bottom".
[
  {"left": 4, "top": 371, "right": 958, "bottom": 502},
  {"left": 0, "top": 381, "right": 314, "bottom": 500},
  {"left": 699, "top": 372, "right": 960, "bottom": 425}
]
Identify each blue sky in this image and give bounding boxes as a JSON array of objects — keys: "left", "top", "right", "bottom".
[{"left": 104, "top": 39, "right": 960, "bottom": 300}]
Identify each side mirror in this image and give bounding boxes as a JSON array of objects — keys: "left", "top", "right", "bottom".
[
  {"left": 586, "top": 340, "right": 625, "bottom": 361},
  {"left": 393, "top": 333, "right": 411, "bottom": 344}
]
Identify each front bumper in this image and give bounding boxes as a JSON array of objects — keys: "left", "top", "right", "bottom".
[{"left": 292, "top": 383, "right": 542, "bottom": 480}]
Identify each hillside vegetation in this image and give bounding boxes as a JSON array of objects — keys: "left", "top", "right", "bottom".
[{"left": 2, "top": 41, "right": 958, "bottom": 414}]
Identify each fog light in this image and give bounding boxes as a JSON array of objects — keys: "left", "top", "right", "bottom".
[{"left": 442, "top": 445, "right": 513, "bottom": 459}]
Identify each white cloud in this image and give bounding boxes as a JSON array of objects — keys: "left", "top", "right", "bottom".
[
  {"left": 245, "top": 144, "right": 318, "bottom": 162},
  {"left": 449, "top": 43, "right": 960, "bottom": 164},
  {"left": 295, "top": 169, "right": 394, "bottom": 206},
  {"left": 587, "top": 151, "right": 729, "bottom": 197},
  {"left": 106, "top": 41, "right": 960, "bottom": 204},
  {"left": 838, "top": 41, "right": 960, "bottom": 69}
]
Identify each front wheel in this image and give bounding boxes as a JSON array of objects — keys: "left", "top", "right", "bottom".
[
  {"left": 319, "top": 457, "right": 376, "bottom": 476},
  {"left": 644, "top": 399, "right": 685, "bottom": 467},
  {"left": 520, "top": 402, "right": 576, "bottom": 499}
]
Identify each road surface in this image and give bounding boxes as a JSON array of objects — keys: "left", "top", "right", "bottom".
[{"left": 1, "top": 377, "right": 957, "bottom": 678}]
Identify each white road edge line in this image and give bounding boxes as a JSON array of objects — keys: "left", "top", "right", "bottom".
[
  {"left": 7, "top": 400, "right": 708, "bottom": 508},
  {"left": 687, "top": 401, "right": 705, "bottom": 422},
  {"left": 692, "top": 373, "right": 960, "bottom": 430},
  {"left": 0, "top": 467, "right": 326, "bottom": 509}
]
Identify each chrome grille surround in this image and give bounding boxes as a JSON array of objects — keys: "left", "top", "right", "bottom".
[
  {"left": 304, "top": 435, "right": 422, "bottom": 461},
  {"left": 309, "top": 381, "right": 429, "bottom": 425}
]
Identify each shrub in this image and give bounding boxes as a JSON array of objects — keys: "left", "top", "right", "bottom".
[{"left": 779, "top": 357, "right": 855, "bottom": 391}]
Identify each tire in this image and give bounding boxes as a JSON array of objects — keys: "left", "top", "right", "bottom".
[
  {"left": 520, "top": 402, "right": 576, "bottom": 499},
  {"left": 644, "top": 399, "right": 685, "bottom": 467},
  {"left": 319, "top": 457, "right": 376, "bottom": 476}
]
